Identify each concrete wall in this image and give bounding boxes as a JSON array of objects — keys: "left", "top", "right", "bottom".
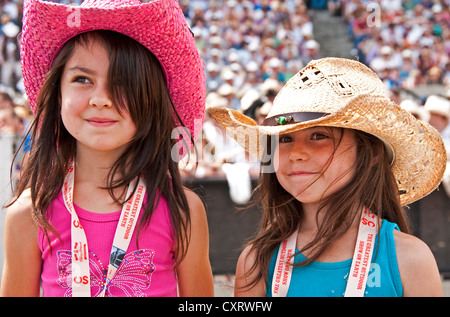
[
  {"left": 185, "top": 178, "right": 261, "bottom": 275},
  {"left": 409, "top": 185, "right": 450, "bottom": 278}
]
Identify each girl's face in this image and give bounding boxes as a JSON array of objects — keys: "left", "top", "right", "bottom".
[
  {"left": 274, "top": 127, "right": 357, "bottom": 209},
  {"left": 60, "top": 38, "right": 137, "bottom": 157}
]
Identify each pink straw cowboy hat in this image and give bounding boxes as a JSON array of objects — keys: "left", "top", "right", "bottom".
[
  {"left": 20, "top": 0, "right": 205, "bottom": 144},
  {"left": 209, "top": 58, "right": 447, "bottom": 206}
]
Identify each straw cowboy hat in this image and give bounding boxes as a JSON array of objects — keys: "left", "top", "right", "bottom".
[
  {"left": 400, "top": 99, "right": 430, "bottom": 123},
  {"left": 20, "top": 0, "right": 205, "bottom": 142},
  {"left": 208, "top": 58, "right": 447, "bottom": 206}
]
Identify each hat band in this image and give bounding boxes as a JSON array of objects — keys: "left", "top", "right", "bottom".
[{"left": 262, "top": 112, "right": 329, "bottom": 126}]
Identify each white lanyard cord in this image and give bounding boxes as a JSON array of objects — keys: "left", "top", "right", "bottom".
[
  {"left": 272, "top": 207, "right": 378, "bottom": 297},
  {"left": 271, "top": 228, "right": 298, "bottom": 297},
  {"left": 62, "top": 159, "right": 146, "bottom": 297},
  {"left": 345, "top": 208, "right": 378, "bottom": 297}
]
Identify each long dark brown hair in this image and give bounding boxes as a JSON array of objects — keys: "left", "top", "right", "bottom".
[
  {"left": 241, "top": 128, "right": 410, "bottom": 291},
  {"left": 13, "top": 30, "right": 192, "bottom": 264}
]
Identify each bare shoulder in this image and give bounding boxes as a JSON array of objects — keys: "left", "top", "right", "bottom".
[
  {"left": 176, "top": 187, "right": 213, "bottom": 296},
  {"left": 235, "top": 244, "right": 266, "bottom": 296},
  {"left": 236, "top": 245, "right": 257, "bottom": 278},
  {"left": 393, "top": 230, "right": 443, "bottom": 296},
  {"left": 393, "top": 230, "right": 437, "bottom": 269},
  {"left": 5, "top": 189, "right": 34, "bottom": 226},
  {"left": 4, "top": 188, "right": 38, "bottom": 248},
  {"left": 181, "top": 187, "right": 209, "bottom": 247},
  {"left": 182, "top": 187, "right": 207, "bottom": 225},
  {"left": 1, "top": 189, "right": 41, "bottom": 296},
  {"left": 183, "top": 187, "right": 205, "bottom": 212}
]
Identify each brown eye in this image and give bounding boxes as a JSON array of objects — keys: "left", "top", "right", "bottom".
[
  {"left": 279, "top": 135, "right": 293, "bottom": 143},
  {"left": 311, "top": 132, "right": 328, "bottom": 140}
]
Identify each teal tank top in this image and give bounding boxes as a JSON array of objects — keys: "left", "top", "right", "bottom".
[{"left": 267, "top": 219, "right": 403, "bottom": 297}]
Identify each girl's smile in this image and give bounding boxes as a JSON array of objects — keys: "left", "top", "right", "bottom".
[
  {"left": 85, "top": 117, "right": 118, "bottom": 127},
  {"left": 287, "top": 170, "right": 318, "bottom": 177}
]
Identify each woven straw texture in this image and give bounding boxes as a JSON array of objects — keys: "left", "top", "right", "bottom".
[
  {"left": 20, "top": 0, "right": 205, "bottom": 143},
  {"left": 208, "top": 58, "right": 447, "bottom": 206}
]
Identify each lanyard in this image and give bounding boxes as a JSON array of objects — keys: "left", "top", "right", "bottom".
[
  {"left": 62, "top": 159, "right": 146, "bottom": 297},
  {"left": 272, "top": 207, "right": 378, "bottom": 297}
]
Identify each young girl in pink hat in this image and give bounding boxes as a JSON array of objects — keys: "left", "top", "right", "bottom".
[
  {"left": 209, "top": 57, "right": 446, "bottom": 297},
  {"left": 1, "top": 0, "right": 213, "bottom": 297}
]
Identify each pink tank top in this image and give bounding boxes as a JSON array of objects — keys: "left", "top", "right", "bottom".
[{"left": 38, "top": 191, "right": 177, "bottom": 297}]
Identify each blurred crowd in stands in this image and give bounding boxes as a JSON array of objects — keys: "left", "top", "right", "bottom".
[
  {"left": 0, "top": 0, "right": 449, "bottom": 202},
  {"left": 344, "top": 0, "right": 449, "bottom": 93}
]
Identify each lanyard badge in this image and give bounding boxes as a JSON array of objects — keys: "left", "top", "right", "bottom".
[
  {"left": 272, "top": 207, "right": 378, "bottom": 297},
  {"left": 62, "top": 159, "right": 146, "bottom": 297},
  {"left": 344, "top": 207, "right": 378, "bottom": 297}
]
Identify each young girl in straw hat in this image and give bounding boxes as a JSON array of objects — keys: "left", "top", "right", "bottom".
[
  {"left": 209, "top": 57, "right": 446, "bottom": 297},
  {"left": 1, "top": 0, "right": 213, "bottom": 297}
]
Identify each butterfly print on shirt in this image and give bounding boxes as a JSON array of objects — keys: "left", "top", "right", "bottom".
[{"left": 56, "top": 249, "right": 156, "bottom": 297}]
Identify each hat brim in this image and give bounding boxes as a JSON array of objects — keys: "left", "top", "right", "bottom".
[
  {"left": 208, "top": 94, "right": 447, "bottom": 206},
  {"left": 21, "top": 0, "right": 205, "bottom": 142}
]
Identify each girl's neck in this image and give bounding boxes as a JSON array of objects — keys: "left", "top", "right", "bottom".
[
  {"left": 299, "top": 202, "right": 324, "bottom": 233},
  {"left": 74, "top": 148, "right": 119, "bottom": 186},
  {"left": 297, "top": 202, "right": 361, "bottom": 262},
  {"left": 299, "top": 202, "right": 361, "bottom": 232},
  {"left": 72, "top": 145, "right": 127, "bottom": 213}
]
